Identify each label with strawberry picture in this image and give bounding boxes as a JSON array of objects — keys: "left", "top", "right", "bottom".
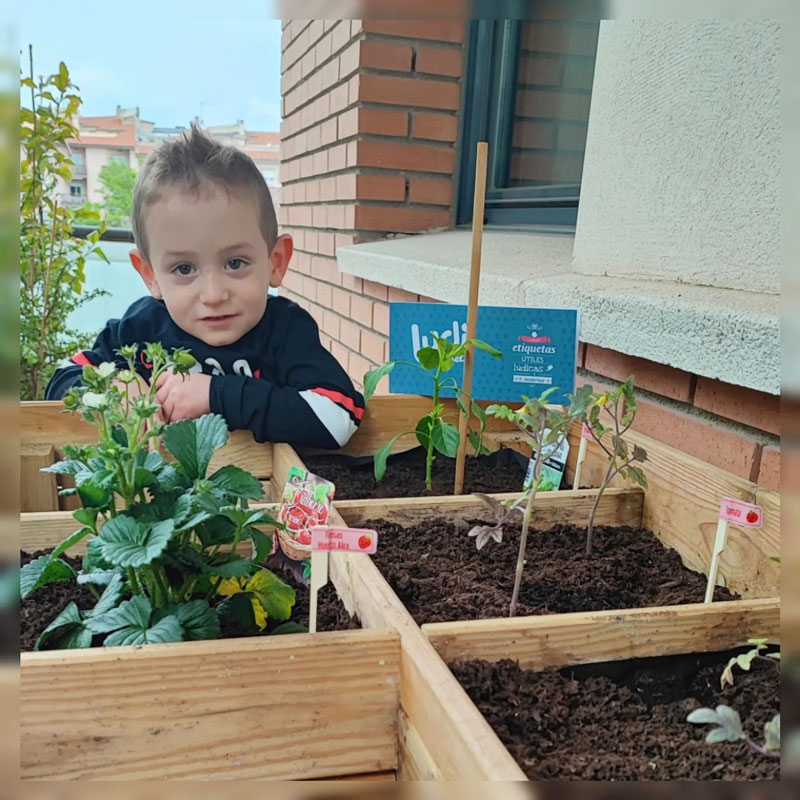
[
  {"left": 310, "top": 526, "right": 378, "bottom": 554},
  {"left": 277, "top": 466, "right": 335, "bottom": 559},
  {"left": 718, "top": 497, "right": 763, "bottom": 529}
]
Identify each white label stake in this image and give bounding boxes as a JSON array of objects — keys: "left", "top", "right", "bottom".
[
  {"left": 308, "top": 550, "right": 328, "bottom": 634},
  {"left": 705, "top": 497, "right": 763, "bottom": 603},
  {"left": 308, "top": 526, "right": 378, "bottom": 633},
  {"left": 573, "top": 423, "right": 592, "bottom": 489}
]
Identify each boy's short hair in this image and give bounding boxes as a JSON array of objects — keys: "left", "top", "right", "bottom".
[{"left": 132, "top": 123, "right": 278, "bottom": 260}]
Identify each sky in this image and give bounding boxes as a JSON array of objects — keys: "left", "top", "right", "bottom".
[{"left": 17, "top": 1, "right": 283, "bottom": 132}]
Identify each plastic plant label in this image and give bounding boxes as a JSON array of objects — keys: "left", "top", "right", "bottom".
[
  {"left": 581, "top": 422, "right": 594, "bottom": 440},
  {"left": 278, "top": 466, "right": 335, "bottom": 551},
  {"left": 524, "top": 429, "right": 570, "bottom": 492},
  {"left": 310, "top": 526, "right": 378, "bottom": 554},
  {"left": 718, "top": 497, "right": 763, "bottom": 529}
]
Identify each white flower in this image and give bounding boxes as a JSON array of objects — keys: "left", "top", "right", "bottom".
[
  {"left": 82, "top": 391, "right": 109, "bottom": 410},
  {"left": 117, "top": 369, "right": 136, "bottom": 384},
  {"left": 96, "top": 362, "right": 116, "bottom": 379}
]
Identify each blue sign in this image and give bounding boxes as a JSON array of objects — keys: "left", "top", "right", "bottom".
[{"left": 388, "top": 303, "right": 580, "bottom": 404}]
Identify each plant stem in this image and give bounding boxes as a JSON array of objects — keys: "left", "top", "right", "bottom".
[
  {"left": 127, "top": 567, "right": 141, "bottom": 595},
  {"left": 509, "top": 410, "right": 545, "bottom": 617},
  {"left": 745, "top": 738, "right": 780, "bottom": 759},
  {"left": 585, "top": 456, "right": 616, "bottom": 557},
  {"left": 153, "top": 566, "right": 171, "bottom": 606},
  {"left": 426, "top": 370, "right": 442, "bottom": 491}
]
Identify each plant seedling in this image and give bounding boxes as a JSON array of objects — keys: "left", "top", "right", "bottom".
[
  {"left": 583, "top": 377, "right": 647, "bottom": 557},
  {"left": 21, "top": 344, "right": 296, "bottom": 649},
  {"left": 687, "top": 638, "right": 780, "bottom": 760},
  {"left": 364, "top": 333, "right": 501, "bottom": 491},
  {"left": 476, "top": 385, "right": 592, "bottom": 616}
]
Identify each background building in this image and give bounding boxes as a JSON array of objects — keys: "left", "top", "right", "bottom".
[
  {"left": 277, "top": 18, "right": 780, "bottom": 490},
  {"left": 56, "top": 106, "right": 281, "bottom": 213}
]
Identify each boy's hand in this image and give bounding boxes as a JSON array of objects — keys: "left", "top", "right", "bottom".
[{"left": 155, "top": 372, "right": 211, "bottom": 423}]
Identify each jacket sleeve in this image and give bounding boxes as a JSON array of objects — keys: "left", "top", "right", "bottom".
[
  {"left": 44, "top": 320, "right": 130, "bottom": 400},
  {"left": 208, "top": 308, "right": 365, "bottom": 448}
]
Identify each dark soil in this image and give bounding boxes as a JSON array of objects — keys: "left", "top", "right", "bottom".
[
  {"left": 366, "top": 518, "right": 737, "bottom": 624},
  {"left": 20, "top": 549, "right": 357, "bottom": 652},
  {"left": 451, "top": 648, "right": 780, "bottom": 780},
  {"left": 302, "top": 446, "right": 530, "bottom": 499}
]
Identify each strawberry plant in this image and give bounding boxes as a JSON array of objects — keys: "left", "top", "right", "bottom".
[
  {"left": 364, "top": 333, "right": 501, "bottom": 491},
  {"left": 476, "top": 385, "right": 593, "bottom": 616},
  {"left": 20, "top": 343, "right": 296, "bottom": 649},
  {"left": 583, "top": 377, "right": 648, "bottom": 557}
]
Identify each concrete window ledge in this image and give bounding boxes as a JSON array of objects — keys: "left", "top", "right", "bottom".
[{"left": 336, "top": 230, "right": 779, "bottom": 395}]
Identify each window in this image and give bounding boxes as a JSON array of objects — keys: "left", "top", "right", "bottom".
[
  {"left": 457, "top": 19, "right": 599, "bottom": 230},
  {"left": 109, "top": 152, "right": 128, "bottom": 165},
  {"left": 261, "top": 168, "right": 276, "bottom": 183},
  {"left": 70, "top": 184, "right": 83, "bottom": 196},
  {"left": 71, "top": 149, "right": 85, "bottom": 166}
]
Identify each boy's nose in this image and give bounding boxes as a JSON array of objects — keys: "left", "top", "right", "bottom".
[{"left": 199, "top": 273, "right": 230, "bottom": 306}]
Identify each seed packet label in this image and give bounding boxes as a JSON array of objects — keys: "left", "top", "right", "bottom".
[
  {"left": 581, "top": 423, "right": 594, "bottom": 440},
  {"left": 310, "top": 526, "right": 378, "bottom": 554},
  {"left": 524, "top": 429, "right": 570, "bottom": 492},
  {"left": 278, "top": 466, "right": 335, "bottom": 546},
  {"left": 718, "top": 497, "right": 763, "bottom": 528}
]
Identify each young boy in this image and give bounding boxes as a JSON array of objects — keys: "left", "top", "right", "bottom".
[{"left": 46, "top": 125, "right": 364, "bottom": 450}]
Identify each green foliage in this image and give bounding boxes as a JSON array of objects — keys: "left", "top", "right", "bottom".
[
  {"left": 478, "top": 386, "right": 593, "bottom": 616},
  {"left": 687, "top": 706, "right": 780, "bottom": 758},
  {"left": 687, "top": 640, "right": 780, "bottom": 760},
  {"left": 20, "top": 49, "right": 110, "bottom": 399},
  {"left": 364, "top": 333, "right": 502, "bottom": 490},
  {"left": 24, "top": 346, "right": 296, "bottom": 651},
  {"left": 95, "top": 160, "right": 137, "bottom": 227},
  {"left": 583, "top": 377, "right": 648, "bottom": 556}
]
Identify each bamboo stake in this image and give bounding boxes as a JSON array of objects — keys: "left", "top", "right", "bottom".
[{"left": 454, "top": 141, "right": 489, "bottom": 495}]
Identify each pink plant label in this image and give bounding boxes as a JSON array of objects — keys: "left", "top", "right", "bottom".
[
  {"left": 310, "top": 526, "right": 378, "bottom": 554},
  {"left": 581, "top": 423, "right": 593, "bottom": 440},
  {"left": 718, "top": 497, "right": 763, "bottom": 529}
]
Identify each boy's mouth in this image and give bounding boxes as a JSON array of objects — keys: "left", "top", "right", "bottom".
[{"left": 202, "top": 314, "right": 237, "bottom": 325}]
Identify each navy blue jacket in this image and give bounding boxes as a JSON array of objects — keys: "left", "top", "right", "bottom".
[{"left": 46, "top": 295, "right": 364, "bottom": 449}]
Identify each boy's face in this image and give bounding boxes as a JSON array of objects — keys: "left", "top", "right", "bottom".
[{"left": 130, "top": 182, "right": 291, "bottom": 347}]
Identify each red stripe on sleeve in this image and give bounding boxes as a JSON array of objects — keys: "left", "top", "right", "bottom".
[
  {"left": 71, "top": 352, "right": 93, "bottom": 366},
  {"left": 310, "top": 387, "right": 364, "bottom": 420}
]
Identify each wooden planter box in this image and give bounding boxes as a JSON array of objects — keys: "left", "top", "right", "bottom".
[
  {"left": 19, "top": 402, "right": 528, "bottom": 781},
  {"left": 20, "top": 398, "right": 780, "bottom": 781}
]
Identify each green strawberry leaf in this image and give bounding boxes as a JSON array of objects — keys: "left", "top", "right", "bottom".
[
  {"left": 248, "top": 569, "right": 295, "bottom": 622},
  {"left": 35, "top": 602, "right": 93, "bottom": 651},
  {"left": 86, "top": 595, "right": 184, "bottom": 646},
  {"left": 155, "top": 600, "right": 219, "bottom": 641},
  {"left": 98, "top": 516, "right": 173, "bottom": 568},
  {"left": 209, "top": 465, "right": 264, "bottom": 501},
  {"left": 20, "top": 555, "right": 75, "bottom": 599},
  {"left": 162, "top": 413, "right": 228, "bottom": 481}
]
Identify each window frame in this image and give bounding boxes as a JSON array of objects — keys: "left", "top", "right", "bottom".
[{"left": 456, "top": 19, "right": 593, "bottom": 232}]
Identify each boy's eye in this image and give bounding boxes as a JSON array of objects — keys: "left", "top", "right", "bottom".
[
  {"left": 173, "top": 263, "right": 194, "bottom": 276},
  {"left": 227, "top": 257, "right": 247, "bottom": 271}
]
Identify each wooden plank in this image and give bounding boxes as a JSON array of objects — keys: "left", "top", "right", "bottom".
[
  {"left": 20, "top": 503, "right": 283, "bottom": 554},
  {"left": 21, "top": 402, "right": 274, "bottom": 479},
  {"left": 396, "top": 710, "right": 442, "bottom": 780},
  {"left": 301, "top": 395, "right": 518, "bottom": 459},
  {"left": 20, "top": 443, "right": 59, "bottom": 513},
  {"left": 423, "top": 598, "right": 781, "bottom": 669},
  {"left": 308, "top": 771, "right": 397, "bottom": 781},
  {"left": 334, "top": 487, "right": 643, "bottom": 530},
  {"left": 21, "top": 630, "right": 400, "bottom": 780},
  {"left": 565, "top": 425, "right": 780, "bottom": 598}
]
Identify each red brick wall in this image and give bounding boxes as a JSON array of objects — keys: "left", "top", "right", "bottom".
[
  {"left": 279, "top": 19, "right": 464, "bottom": 387},
  {"left": 278, "top": 19, "right": 780, "bottom": 489}
]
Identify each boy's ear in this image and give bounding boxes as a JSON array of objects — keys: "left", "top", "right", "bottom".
[
  {"left": 268, "top": 234, "right": 293, "bottom": 288},
  {"left": 129, "top": 249, "right": 163, "bottom": 300}
]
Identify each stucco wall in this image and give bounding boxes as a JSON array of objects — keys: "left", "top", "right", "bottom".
[{"left": 573, "top": 20, "right": 780, "bottom": 294}]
